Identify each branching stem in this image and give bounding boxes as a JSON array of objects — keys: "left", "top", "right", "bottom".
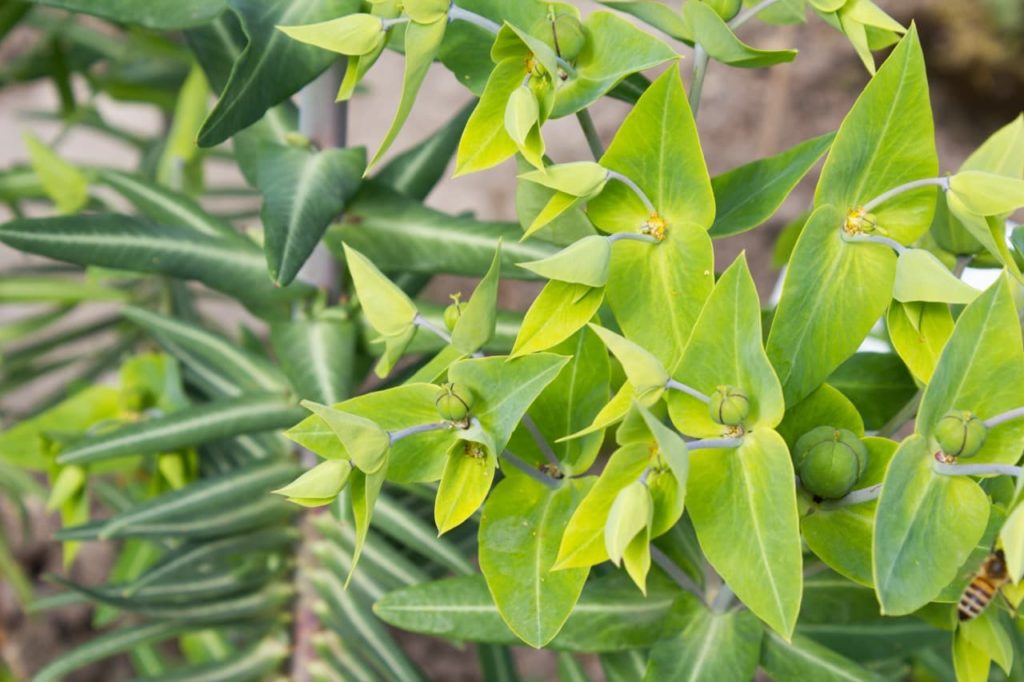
[
  {"left": 414, "top": 314, "right": 452, "bottom": 345},
  {"left": 984, "top": 406, "right": 1024, "bottom": 429},
  {"left": 689, "top": 44, "right": 710, "bottom": 117},
  {"left": 607, "top": 232, "right": 659, "bottom": 245},
  {"left": 501, "top": 449, "right": 558, "bottom": 488},
  {"left": 841, "top": 233, "right": 908, "bottom": 254},
  {"left": 819, "top": 483, "right": 882, "bottom": 510},
  {"left": 606, "top": 170, "right": 656, "bottom": 215},
  {"left": 933, "top": 461, "right": 1024, "bottom": 479},
  {"left": 389, "top": 421, "right": 449, "bottom": 444},
  {"left": 862, "top": 177, "right": 950, "bottom": 214},
  {"left": 577, "top": 109, "right": 605, "bottom": 160},
  {"left": 448, "top": 5, "right": 500, "bottom": 33},
  {"left": 665, "top": 378, "right": 711, "bottom": 404},
  {"left": 687, "top": 437, "right": 744, "bottom": 451},
  {"left": 710, "top": 582, "right": 735, "bottom": 612},
  {"left": 729, "top": 0, "right": 783, "bottom": 29},
  {"left": 522, "top": 414, "right": 560, "bottom": 470},
  {"left": 650, "top": 546, "right": 706, "bottom": 603}
]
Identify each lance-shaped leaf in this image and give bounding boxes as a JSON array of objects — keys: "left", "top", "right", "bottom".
[
  {"left": 23, "top": 132, "right": 88, "bottom": 214},
  {"left": 961, "top": 609, "right": 1014, "bottom": 675},
  {"left": 300, "top": 400, "right": 390, "bottom": 474},
  {"left": 638, "top": 403, "right": 688, "bottom": 529},
  {"left": 551, "top": 11, "right": 676, "bottom": 118},
  {"left": 198, "top": 0, "right": 359, "bottom": 147},
  {"left": 815, "top": 25, "right": 937, "bottom": 244},
  {"left": 479, "top": 473, "right": 593, "bottom": 648},
  {"left": 455, "top": 58, "right": 524, "bottom": 176},
  {"left": 287, "top": 383, "right": 455, "bottom": 482},
  {"left": 589, "top": 325, "right": 668, "bottom": 402},
  {"left": 820, "top": 0, "right": 905, "bottom": 75},
  {"left": 886, "top": 301, "right": 953, "bottom": 384},
  {"left": 947, "top": 194, "right": 1022, "bottom": 280},
  {"left": 766, "top": 205, "right": 895, "bottom": 406},
  {"left": 344, "top": 241, "right": 417, "bottom": 332},
  {"left": 434, "top": 439, "right": 496, "bottom": 534},
  {"left": 597, "top": 1, "right": 692, "bottom": 41},
  {"left": 25, "top": 0, "right": 228, "bottom": 29},
  {"left": 368, "top": 18, "right": 448, "bottom": 170},
  {"left": 605, "top": 480, "right": 652, "bottom": 566},
  {"left": 348, "top": 464, "right": 387, "bottom": 584},
  {"left": 589, "top": 66, "right": 715, "bottom": 371},
  {"left": 451, "top": 243, "right": 501, "bottom": 354},
  {"left": 917, "top": 275, "right": 1024, "bottom": 464},
  {"left": 274, "top": 459, "right": 352, "bottom": 507},
  {"left": 277, "top": 13, "right": 386, "bottom": 55},
  {"left": 520, "top": 162, "right": 609, "bottom": 198},
  {"left": 645, "top": 594, "right": 763, "bottom": 682},
  {"left": 892, "top": 248, "right": 980, "bottom": 305},
  {"left": 761, "top": 630, "right": 884, "bottom": 682},
  {"left": 668, "top": 255, "right": 784, "bottom": 438},
  {"left": 948, "top": 171, "right": 1024, "bottom": 216},
  {"left": 404, "top": 0, "right": 449, "bottom": 24},
  {"left": 505, "top": 84, "right": 544, "bottom": 169},
  {"left": 448, "top": 353, "right": 569, "bottom": 454},
  {"left": 512, "top": 281, "right": 604, "bottom": 358},
  {"left": 57, "top": 394, "right": 306, "bottom": 465},
  {"left": 518, "top": 235, "right": 612, "bottom": 287},
  {"left": 873, "top": 435, "right": 989, "bottom": 614},
  {"left": 684, "top": 1, "right": 797, "bottom": 68},
  {"left": 258, "top": 143, "right": 365, "bottom": 285},
  {"left": 687, "top": 429, "right": 803, "bottom": 638},
  {"left": 0, "top": 213, "right": 310, "bottom": 316},
  {"left": 1001, "top": 503, "right": 1024, "bottom": 583},
  {"left": 271, "top": 311, "right": 355, "bottom": 404},
  {"left": 710, "top": 132, "right": 835, "bottom": 238},
  {"left": 828, "top": 354, "right": 915, "bottom": 431}
]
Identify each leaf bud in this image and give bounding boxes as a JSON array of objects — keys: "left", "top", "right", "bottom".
[
  {"left": 708, "top": 385, "right": 750, "bottom": 426},
  {"left": 702, "top": 0, "right": 742, "bottom": 20},
  {"left": 934, "top": 409, "right": 987, "bottom": 459},
  {"left": 443, "top": 293, "right": 463, "bottom": 332},
  {"left": 436, "top": 383, "right": 473, "bottom": 424},
  {"left": 795, "top": 426, "right": 867, "bottom": 500}
]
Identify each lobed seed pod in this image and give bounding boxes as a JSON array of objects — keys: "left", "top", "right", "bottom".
[
  {"left": 530, "top": 13, "right": 587, "bottom": 62},
  {"left": 934, "top": 410, "right": 987, "bottom": 459},
  {"left": 443, "top": 299, "right": 462, "bottom": 332},
  {"left": 702, "top": 0, "right": 742, "bottom": 20},
  {"left": 795, "top": 426, "right": 867, "bottom": 500},
  {"left": 708, "top": 385, "right": 750, "bottom": 426},
  {"left": 436, "top": 383, "right": 473, "bottom": 424}
]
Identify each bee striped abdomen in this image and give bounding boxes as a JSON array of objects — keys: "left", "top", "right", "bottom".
[{"left": 958, "top": 576, "right": 997, "bottom": 621}]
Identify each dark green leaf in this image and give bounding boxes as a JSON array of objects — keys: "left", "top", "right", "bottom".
[{"left": 25, "top": 0, "right": 226, "bottom": 29}]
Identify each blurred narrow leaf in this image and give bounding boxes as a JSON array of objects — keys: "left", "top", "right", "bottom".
[
  {"left": 22, "top": 131, "right": 88, "bottom": 214},
  {"left": 25, "top": 0, "right": 227, "bottom": 29},
  {"left": 271, "top": 312, "right": 356, "bottom": 404}
]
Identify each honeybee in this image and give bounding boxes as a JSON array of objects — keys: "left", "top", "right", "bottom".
[{"left": 958, "top": 549, "right": 1010, "bottom": 622}]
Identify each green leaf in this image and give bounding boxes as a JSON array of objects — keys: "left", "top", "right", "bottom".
[
  {"left": 348, "top": 463, "right": 387, "bottom": 584},
  {"left": 506, "top": 328, "right": 610, "bottom": 475},
  {"left": 917, "top": 275, "right": 1024, "bottom": 465},
  {"left": 22, "top": 132, "right": 88, "bottom": 215},
  {"left": 815, "top": 26, "right": 938, "bottom": 244},
  {"left": 505, "top": 85, "right": 544, "bottom": 169},
  {"left": 368, "top": 17, "right": 448, "bottom": 170},
  {"left": 332, "top": 182, "right": 556, "bottom": 279},
  {"left": 873, "top": 434, "right": 989, "bottom": 615},
  {"left": 287, "top": 383, "right": 454, "bottom": 482},
  {"left": 687, "top": 429, "right": 803, "bottom": 637},
  {"left": 479, "top": 474, "right": 592, "bottom": 648},
  {"left": 685, "top": 1, "right": 797, "bottom": 68},
  {"left": 520, "top": 162, "right": 609, "bottom": 198},
  {"left": 511, "top": 281, "right": 604, "bottom": 357},
  {"left": 589, "top": 325, "right": 668, "bottom": 400},
  {"left": 953, "top": 628, "right": 992, "bottom": 682},
  {"left": 710, "top": 132, "right": 834, "bottom": 238},
  {"left": 0, "top": 214, "right": 310, "bottom": 316},
  {"left": 893, "top": 248, "right": 980, "bottom": 304},
  {"left": 455, "top": 58, "right": 523, "bottom": 176},
  {"left": 604, "top": 480, "right": 651, "bottom": 565},
  {"left": 766, "top": 205, "right": 895, "bottom": 405},
  {"left": 761, "top": 630, "right": 885, "bottom": 682},
  {"left": 449, "top": 353, "right": 569, "bottom": 453},
  {"left": 300, "top": 400, "right": 391, "bottom": 474},
  {"left": 374, "top": 572, "right": 690, "bottom": 652},
  {"left": 1000, "top": 502, "right": 1024, "bottom": 583},
  {"left": 197, "top": 0, "right": 358, "bottom": 147},
  {"left": 518, "top": 235, "right": 611, "bottom": 287},
  {"left": 451, "top": 244, "right": 501, "bottom": 354},
  {"left": 258, "top": 144, "right": 365, "bottom": 285},
  {"left": 122, "top": 306, "right": 288, "bottom": 394},
  {"left": 960, "top": 608, "right": 1013, "bottom": 674},
  {"left": 667, "top": 254, "right": 784, "bottom": 437},
  {"left": 827, "top": 354, "right": 915, "bottom": 431},
  {"left": 95, "top": 169, "right": 241, "bottom": 242},
  {"left": 405, "top": 0, "right": 449, "bottom": 23},
  {"left": 344, "top": 243, "right": 418, "bottom": 337},
  {"left": 156, "top": 62, "right": 209, "bottom": 190},
  {"left": 645, "top": 595, "right": 764, "bottom": 681},
  {"left": 25, "top": 0, "right": 226, "bottom": 29},
  {"left": 271, "top": 312, "right": 355, "bottom": 404},
  {"left": 57, "top": 394, "right": 306, "bottom": 465},
  {"left": 948, "top": 170, "right": 1024, "bottom": 216},
  {"left": 886, "top": 301, "right": 953, "bottom": 384},
  {"left": 556, "top": 443, "right": 652, "bottom": 569},
  {"left": 551, "top": 11, "right": 676, "bottom": 118},
  {"left": 947, "top": 194, "right": 1021, "bottom": 278},
  {"left": 597, "top": 1, "right": 692, "bottom": 41},
  {"left": 801, "top": 437, "right": 897, "bottom": 585},
  {"left": 434, "top": 440, "right": 496, "bottom": 534},
  {"left": 277, "top": 13, "right": 385, "bottom": 56}
]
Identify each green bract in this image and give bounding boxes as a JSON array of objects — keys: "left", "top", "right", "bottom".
[{"left": 3, "top": 1, "right": 1024, "bottom": 679}]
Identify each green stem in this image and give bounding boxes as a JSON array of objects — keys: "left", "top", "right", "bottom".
[
  {"left": 389, "top": 422, "right": 449, "bottom": 444},
  {"left": 414, "top": 314, "right": 452, "bottom": 345},
  {"left": 841, "top": 233, "right": 908, "bottom": 254},
  {"left": 650, "top": 546, "right": 706, "bottom": 603},
  {"left": 687, "top": 437, "right": 744, "bottom": 451},
  {"left": 665, "top": 378, "right": 711, "bottom": 403},
  {"left": 729, "top": 0, "right": 783, "bottom": 29},
  {"left": 501, "top": 449, "right": 558, "bottom": 488},
  {"left": 710, "top": 581, "right": 735, "bottom": 612},
  {"left": 606, "top": 170, "right": 656, "bottom": 214},
  {"left": 984, "top": 406, "right": 1024, "bottom": 429},
  {"left": 819, "top": 483, "right": 882, "bottom": 510},
  {"left": 607, "top": 232, "right": 659, "bottom": 245},
  {"left": 576, "top": 109, "right": 604, "bottom": 160},
  {"left": 933, "top": 461, "right": 1023, "bottom": 479},
  {"left": 521, "top": 414, "right": 560, "bottom": 471},
  {"left": 689, "top": 44, "right": 710, "bottom": 117},
  {"left": 862, "top": 177, "right": 949, "bottom": 214},
  {"left": 877, "top": 390, "right": 921, "bottom": 438}
]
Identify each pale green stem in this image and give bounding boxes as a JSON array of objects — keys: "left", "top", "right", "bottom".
[
  {"left": 710, "top": 581, "right": 735, "bottom": 612},
  {"left": 414, "top": 313, "right": 452, "bottom": 344},
  {"left": 389, "top": 422, "right": 449, "bottom": 444},
  {"left": 608, "top": 232, "right": 659, "bottom": 244},
  {"left": 729, "top": 0, "right": 783, "bottom": 29},
  {"left": 606, "top": 170, "right": 657, "bottom": 215},
  {"left": 665, "top": 378, "right": 711, "bottom": 404},
  {"left": 576, "top": 109, "right": 605, "bottom": 159},
  {"left": 933, "top": 461, "right": 1024, "bottom": 479},
  {"left": 501, "top": 449, "right": 558, "bottom": 488},
  {"left": 819, "top": 483, "right": 882, "bottom": 510},
  {"left": 522, "top": 414, "right": 560, "bottom": 470},
  {"left": 381, "top": 16, "right": 412, "bottom": 30},
  {"left": 841, "top": 233, "right": 908, "bottom": 254},
  {"left": 689, "top": 44, "right": 710, "bottom": 117},
  {"left": 687, "top": 437, "right": 744, "bottom": 451},
  {"left": 651, "top": 546, "right": 706, "bottom": 603},
  {"left": 448, "top": 5, "right": 575, "bottom": 76},
  {"left": 862, "top": 177, "right": 950, "bottom": 213},
  {"left": 984, "top": 406, "right": 1024, "bottom": 429},
  {"left": 877, "top": 390, "right": 921, "bottom": 438}
]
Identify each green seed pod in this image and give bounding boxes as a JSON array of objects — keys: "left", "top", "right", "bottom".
[
  {"left": 702, "top": 0, "right": 742, "bottom": 20},
  {"left": 443, "top": 303, "right": 461, "bottom": 332},
  {"left": 436, "top": 383, "right": 473, "bottom": 424},
  {"left": 530, "top": 13, "right": 587, "bottom": 62},
  {"left": 794, "top": 426, "right": 868, "bottom": 500},
  {"left": 934, "top": 410, "right": 987, "bottom": 459},
  {"left": 708, "top": 385, "right": 750, "bottom": 426}
]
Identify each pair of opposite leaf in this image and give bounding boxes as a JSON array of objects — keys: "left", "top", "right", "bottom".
[{"left": 342, "top": 242, "right": 502, "bottom": 377}]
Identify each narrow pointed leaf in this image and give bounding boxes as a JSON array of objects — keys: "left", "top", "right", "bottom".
[
  {"left": 892, "top": 248, "right": 980, "bottom": 304},
  {"left": 519, "top": 236, "right": 611, "bottom": 287},
  {"left": 277, "top": 14, "right": 385, "bottom": 56},
  {"left": 451, "top": 244, "right": 501, "bottom": 354},
  {"left": 301, "top": 400, "right": 390, "bottom": 474},
  {"left": 511, "top": 281, "right": 604, "bottom": 357},
  {"left": 24, "top": 0, "right": 227, "bottom": 29},
  {"left": 685, "top": 1, "right": 797, "bottom": 67},
  {"left": 271, "top": 312, "right": 356, "bottom": 404},
  {"left": 343, "top": 243, "right": 418, "bottom": 337}
]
